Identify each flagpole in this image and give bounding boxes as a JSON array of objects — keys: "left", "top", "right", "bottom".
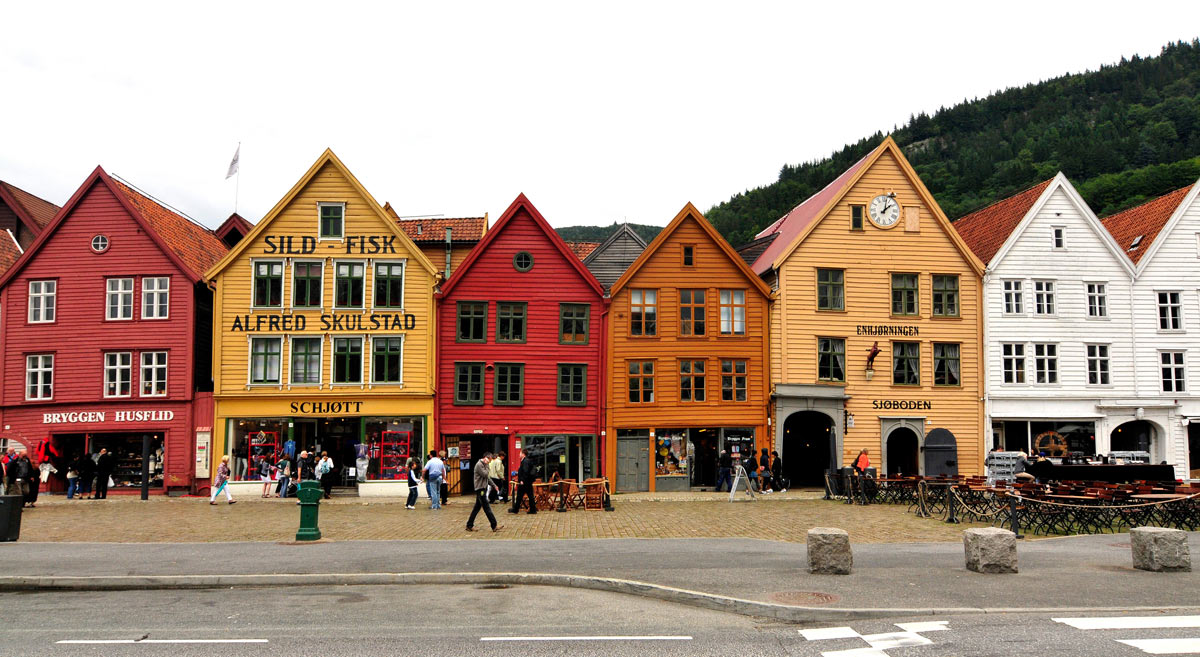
[{"left": 234, "top": 142, "right": 241, "bottom": 214}]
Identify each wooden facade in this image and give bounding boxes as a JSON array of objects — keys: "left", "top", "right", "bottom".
[
  {"left": 606, "top": 204, "right": 771, "bottom": 492},
  {"left": 583, "top": 224, "right": 648, "bottom": 292},
  {"left": 0, "top": 180, "right": 59, "bottom": 250}
]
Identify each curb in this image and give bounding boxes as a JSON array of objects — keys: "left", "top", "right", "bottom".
[{"left": 3, "top": 572, "right": 1199, "bottom": 622}]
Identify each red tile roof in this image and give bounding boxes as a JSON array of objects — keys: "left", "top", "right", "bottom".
[
  {"left": 383, "top": 203, "right": 487, "bottom": 243},
  {"left": 1101, "top": 185, "right": 1194, "bottom": 264},
  {"left": 952, "top": 179, "right": 1053, "bottom": 265},
  {"left": 111, "top": 180, "right": 229, "bottom": 278},
  {"left": 566, "top": 241, "right": 599, "bottom": 260},
  {"left": 0, "top": 229, "right": 23, "bottom": 275},
  {"left": 0, "top": 180, "right": 60, "bottom": 228}
]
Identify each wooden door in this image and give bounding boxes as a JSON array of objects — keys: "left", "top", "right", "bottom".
[{"left": 617, "top": 437, "right": 649, "bottom": 492}]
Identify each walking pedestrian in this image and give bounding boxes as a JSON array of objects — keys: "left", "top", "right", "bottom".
[
  {"left": 438, "top": 449, "right": 450, "bottom": 505},
  {"left": 758, "top": 447, "right": 773, "bottom": 494},
  {"left": 316, "top": 451, "right": 335, "bottom": 499},
  {"left": 743, "top": 450, "right": 759, "bottom": 493},
  {"left": 257, "top": 453, "right": 274, "bottom": 498},
  {"left": 715, "top": 449, "right": 732, "bottom": 492},
  {"left": 466, "top": 452, "right": 503, "bottom": 533},
  {"left": 423, "top": 450, "right": 446, "bottom": 510},
  {"left": 405, "top": 458, "right": 422, "bottom": 509},
  {"left": 770, "top": 450, "right": 785, "bottom": 493},
  {"left": 209, "top": 455, "right": 235, "bottom": 505},
  {"left": 11, "top": 453, "right": 34, "bottom": 507},
  {"left": 275, "top": 453, "right": 292, "bottom": 498},
  {"left": 94, "top": 448, "right": 114, "bottom": 499},
  {"left": 488, "top": 452, "right": 507, "bottom": 503},
  {"left": 508, "top": 450, "right": 538, "bottom": 514},
  {"left": 65, "top": 454, "right": 82, "bottom": 500}
]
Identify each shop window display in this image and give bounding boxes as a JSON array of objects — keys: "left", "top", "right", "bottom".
[
  {"left": 364, "top": 417, "right": 423, "bottom": 480},
  {"left": 231, "top": 418, "right": 287, "bottom": 481},
  {"left": 654, "top": 429, "right": 688, "bottom": 478},
  {"left": 88, "top": 433, "right": 165, "bottom": 489}
]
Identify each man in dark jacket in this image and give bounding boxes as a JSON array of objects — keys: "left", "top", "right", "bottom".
[
  {"left": 14, "top": 454, "right": 36, "bottom": 507},
  {"left": 78, "top": 452, "right": 97, "bottom": 499},
  {"left": 508, "top": 451, "right": 538, "bottom": 515},
  {"left": 466, "top": 453, "right": 502, "bottom": 533},
  {"left": 715, "top": 450, "right": 733, "bottom": 493},
  {"left": 94, "top": 449, "right": 114, "bottom": 499}
]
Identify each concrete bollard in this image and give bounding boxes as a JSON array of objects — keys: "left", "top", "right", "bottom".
[
  {"left": 1131, "top": 527, "right": 1192, "bottom": 572},
  {"left": 807, "top": 527, "right": 852, "bottom": 575},
  {"left": 964, "top": 527, "right": 1018, "bottom": 574}
]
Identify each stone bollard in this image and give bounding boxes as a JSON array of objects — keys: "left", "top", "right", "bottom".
[
  {"left": 807, "top": 527, "right": 852, "bottom": 574},
  {"left": 964, "top": 527, "right": 1018, "bottom": 574},
  {"left": 1131, "top": 527, "right": 1192, "bottom": 572}
]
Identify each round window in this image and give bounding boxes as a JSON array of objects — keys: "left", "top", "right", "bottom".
[
  {"left": 513, "top": 251, "right": 534, "bottom": 272},
  {"left": 91, "top": 235, "right": 110, "bottom": 253}
]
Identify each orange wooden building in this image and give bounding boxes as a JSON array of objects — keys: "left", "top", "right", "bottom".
[{"left": 606, "top": 204, "right": 771, "bottom": 492}]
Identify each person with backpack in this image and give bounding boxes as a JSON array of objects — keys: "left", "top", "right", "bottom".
[
  {"left": 316, "top": 451, "right": 335, "bottom": 499},
  {"left": 743, "top": 451, "right": 759, "bottom": 493}
]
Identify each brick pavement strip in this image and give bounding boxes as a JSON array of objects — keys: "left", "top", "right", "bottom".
[{"left": 14, "top": 494, "right": 987, "bottom": 543}]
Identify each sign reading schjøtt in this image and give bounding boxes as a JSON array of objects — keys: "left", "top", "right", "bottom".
[{"left": 43, "top": 410, "right": 176, "bottom": 424}]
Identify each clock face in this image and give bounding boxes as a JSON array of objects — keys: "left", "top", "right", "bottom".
[{"left": 868, "top": 194, "right": 901, "bottom": 227}]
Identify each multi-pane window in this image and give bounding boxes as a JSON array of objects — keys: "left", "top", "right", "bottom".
[
  {"left": 1087, "top": 283, "right": 1107, "bottom": 318},
  {"left": 850, "top": 205, "right": 864, "bottom": 231},
  {"left": 374, "top": 263, "right": 404, "bottom": 308},
  {"left": 253, "top": 261, "right": 283, "bottom": 308},
  {"left": 719, "top": 289, "right": 746, "bottom": 335},
  {"left": 891, "top": 273, "right": 918, "bottom": 315},
  {"left": 1157, "top": 291, "right": 1183, "bottom": 330},
  {"left": 933, "top": 343, "right": 960, "bottom": 386},
  {"left": 494, "top": 363, "right": 524, "bottom": 405},
  {"left": 26, "top": 354, "right": 53, "bottom": 400},
  {"left": 932, "top": 275, "right": 959, "bottom": 317},
  {"left": 1002, "top": 343, "right": 1026, "bottom": 384},
  {"left": 817, "top": 337, "right": 845, "bottom": 382},
  {"left": 679, "top": 289, "right": 706, "bottom": 336},
  {"left": 680, "top": 360, "right": 706, "bottom": 402},
  {"left": 319, "top": 203, "right": 344, "bottom": 239},
  {"left": 333, "top": 337, "right": 363, "bottom": 384},
  {"left": 141, "top": 277, "right": 169, "bottom": 319},
  {"left": 1034, "top": 280, "right": 1055, "bottom": 315},
  {"left": 250, "top": 337, "right": 282, "bottom": 384},
  {"left": 1161, "top": 351, "right": 1186, "bottom": 392},
  {"left": 1003, "top": 280, "right": 1023, "bottom": 314},
  {"left": 1034, "top": 343, "right": 1058, "bottom": 384},
  {"left": 457, "top": 302, "right": 487, "bottom": 342},
  {"left": 293, "top": 262, "right": 322, "bottom": 308},
  {"left": 892, "top": 341, "right": 920, "bottom": 385},
  {"left": 290, "top": 337, "right": 322, "bottom": 385},
  {"left": 140, "top": 351, "right": 167, "bottom": 396},
  {"left": 372, "top": 337, "right": 404, "bottom": 383},
  {"left": 628, "top": 360, "right": 654, "bottom": 403},
  {"left": 106, "top": 278, "right": 134, "bottom": 320},
  {"left": 630, "top": 289, "right": 657, "bottom": 336},
  {"left": 28, "top": 280, "right": 56, "bottom": 322},
  {"left": 1087, "top": 344, "right": 1110, "bottom": 385},
  {"left": 1052, "top": 226, "right": 1066, "bottom": 249},
  {"left": 454, "top": 362, "right": 484, "bottom": 405},
  {"left": 559, "top": 303, "right": 589, "bottom": 344},
  {"left": 335, "top": 262, "right": 364, "bottom": 308},
  {"left": 103, "top": 352, "right": 132, "bottom": 397},
  {"left": 721, "top": 359, "right": 748, "bottom": 401},
  {"left": 496, "top": 302, "right": 527, "bottom": 343},
  {"left": 817, "top": 269, "right": 844, "bottom": 311},
  {"left": 557, "top": 364, "right": 587, "bottom": 406},
  {"left": 682, "top": 245, "right": 694, "bottom": 267}
]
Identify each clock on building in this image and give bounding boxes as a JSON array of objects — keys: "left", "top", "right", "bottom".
[{"left": 868, "top": 194, "right": 901, "bottom": 228}]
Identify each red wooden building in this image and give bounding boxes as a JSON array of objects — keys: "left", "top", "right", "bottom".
[
  {"left": 0, "top": 166, "right": 229, "bottom": 494},
  {"left": 435, "top": 194, "right": 607, "bottom": 490}
]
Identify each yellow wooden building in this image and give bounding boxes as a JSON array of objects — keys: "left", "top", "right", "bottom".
[
  {"left": 204, "top": 149, "right": 438, "bottom": 490},
  {"left": 747, "top": 137, "right": 985, "bottom": 485}
]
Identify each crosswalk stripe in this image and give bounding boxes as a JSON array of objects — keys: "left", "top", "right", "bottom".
[
  {"left": 800, "top": 627, "right": 860, "bottom": 640},
  {"left": 895, "top": 621, "right": 950, "bottom": 633},
  {"left": 1054, "top": 616, "right": 1200, "bottom": 630},
  {"left": 1116, "top": 638, "right": 1200, "bottom": 654},
  {"left": 820, "top": 649, "right": 890, "bottom": 657}
]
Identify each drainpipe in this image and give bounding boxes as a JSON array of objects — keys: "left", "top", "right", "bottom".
[
  {"left": 599, "top": 296, "right": 611, "bottom": 480},
  {"left": 982, "top": 268, "right": 991, "bottom": 452}
]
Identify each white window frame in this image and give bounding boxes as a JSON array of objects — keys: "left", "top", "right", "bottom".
[
  {"left": 103, "top": 351, "right": 132, "bottom": 398},
  {"left": 372, "top": 260, "right": 407, "bottom": 311},
  {"left": 288, "top": 335, "right": 324, "bottom": 387},
  {"left": 106, "top": 277, "right": 134, "bottom": 321},
  {"left": 1033, "top": 280, "right": 1055, "bottom": 316},
  {"left": 28, "top": 280, "right": 57, "bottom": 323},
  {"left": 248, "top": 336, "right": 283, "bottom": 386},
  {"left": 718, "top": 289, "right": 746, "bottom": 335},
  {"left": 333, "top": 260, "right": 367, "bottom": 310},
  {"left": 1086, "top": 344, "right": 1111, "bottom": 386},
  {"left": 1033, "top": 343, "right": 1058, "bottom": 385},
  {"left": 140, "top": 351, "right": 168, "bottom": 397},
  {"left": 1051, "top": 225, "right": 1066, "bottom": 250},
  {"left": 1002, "top": 343, "right": 1026, "bottom": 384},
  {"left": 317, "top": 202, "right": 346, "bottom": 241},
  {"left": 1085, "top": 282, "right": 1107, "bottom": 319},
  {"left": 250, "top": 259, "right": 285, "bottom": 310},
  {"left": 1157, "top": 290, "right": 1184, "bottom": 332},
  {"left": 1159, "top": 350, "right": 1187, "bottom": 393},
  {"left": 369, "top": 335, "right": 406, "bottom": 386},
  {"left": 25, "top": 354, "right": 53, "bottom": 400},
  {"left": 1002, "top": 280, "right": 1023, "bottom": 315},
  {"left": 330, "top": 335, "right": 365, "bottom": 386},
  {"left": 141, "top": 277, "right": 170, "bottom": 319},
  {"left": 291, "top": 260, "right": 325, "bottom": 309}
]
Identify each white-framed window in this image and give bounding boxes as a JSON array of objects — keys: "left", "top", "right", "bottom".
[
  {"left": 1051, "top": 226, "right": 1066, "bottom": 249},
  {"left": 1033, "top": 343, "right": 1058, "bottom": 384},
  {"left": 28, "top": 280, "right": 56, "bottom": 323},
  {"left": 1087, "top": 344, "right": 1110, "bottom": 386},
  {"left": 332, "top": 336, "right": 364, "bottom": 384},
  {"left": 140, "top": 351, "right": 167, "bottom": 397},
  {"left": 318, "top": 202, "right": 345, "bottom": 239},
  {"left": 1033, "top": 280, "right": 1055, "bottom": 315},
  {"left": 103, "top": 352, "right": 132, "bottom": 398},
  {"left": 25, "top": 354, "right": 53, "bottom": 400},
  {"left": 371, "top": 335, "right": 405, "bottom": 384},
  {"left": 106, "top": 278, "right": 134, "bottom": 320},
  {"left": 249, "top": 337, "right": 283, "bottom": 385},
  {"left": 141, "top": 277, "right": 169, "bottom": 319},
  {"left": 1157, "top": 291, "right": 1183, "bottom": 331},
  {"left": 1160, "top": 351, "right": 1186, "bottom": 393},
  {"left": 1002, "top": 343, "right": 1025, "bottom": 384},
  {"left": 290, "top": 336, "right": 323, "bottom": 385},
  {"left": 1086, "top": 283, "right": 1107, "bottom": 318},
  {"left": 1003, "top": 280, "right": 1023, "bottom": 314}
]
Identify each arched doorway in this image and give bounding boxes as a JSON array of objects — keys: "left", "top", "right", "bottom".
[
  {"left": 886, "top": 427, "right": 919, "bottom": 477},
  {"left": 1110, "top": 421, "right": 1154, "bottom": 455},
  {"left": 782, "top": 411, "right": 834, "bottom": 488}
]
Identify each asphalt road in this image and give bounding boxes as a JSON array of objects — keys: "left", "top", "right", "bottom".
[{"left": 4, "top": 585, "right": 1199, "bottom": 657}]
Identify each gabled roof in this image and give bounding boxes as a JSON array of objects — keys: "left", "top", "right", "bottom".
[
  {"left": 611, "top": 203, "right": 772, "bottom": 298},
  {"left": 205, "top": 149, "right": 439, "bottom": 280},
  {"left": 0, "top": 166, "right": 226, "bottom": 289},
  {"left": 215, "top": 212, "right": 254, "bottom": 246},
  {"left": 0, "top": 180, "right": 61, "bottom": 233},
  {"left": 383, "top": 203, "right": 489, "bottom": 243},
  {"left": 734, "top": 233, "right": 778, "bottom": 267},
  {"left": 566, "top": 241, "right": 600, "bottom": 260},
  {"left": 1101, "top": 184, "right": 1195, "bottom": 266},
  {"left": 0, "top": 229, "right": 23, "bottom": 275},
  {"left": 953, "top": 179, "right": 1053, "bottom": 265},
  {"left": 437, "top": 193, "right": 605, "bottom": 299},
  {"left": 582, "top": 223, "right": 648, "bottom": 266}
]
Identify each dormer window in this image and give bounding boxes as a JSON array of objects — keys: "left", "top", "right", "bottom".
[
  {"left": 319, "top": 203, "right": 345, "bottom": 239},
  {"left": 1129, "top": 235, "right": 1144, "bottom": 250}
]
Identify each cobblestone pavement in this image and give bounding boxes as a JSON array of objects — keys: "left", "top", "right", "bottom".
[{"left": 14, "top": 491, "right": 987, "bottom": 543}]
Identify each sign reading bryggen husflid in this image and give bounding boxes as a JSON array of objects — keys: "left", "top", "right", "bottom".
[{"left": 204, "top": 149, "right": 439, "bottom": 488}]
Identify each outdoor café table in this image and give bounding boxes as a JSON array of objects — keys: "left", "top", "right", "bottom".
[{"left": 912, "top": 479, "right": 953, "bottom": 518}]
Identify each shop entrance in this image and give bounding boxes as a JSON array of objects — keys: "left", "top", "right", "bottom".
[
  {"left": 782, "top": 411, "right": 834, "bottom": 488},
  {"left": 1111, "top": 421, "right": 1155, "bottom": 456},
  {"left": 616, "top": 431, "right": 650, "bottom": 492},
  {"left": 53, "top": 432, "right": 166, "bottom": 492},
  {"left": 886, "top": 427, "right": 919, "bottom": 477},
  {"left": 294, "top": 418, "right": 360, "bottom": 485},
  {"left": 689, "top": 428, "right": 718, "bottom": 489},
  {"left": 519, "top": 435, "right": 597, "bottom": 484},
  {"left": 458, "top": 434, "right": 507, "bottom": 494}
]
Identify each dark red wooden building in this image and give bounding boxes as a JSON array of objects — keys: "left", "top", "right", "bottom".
[
  {"left": 435, "top": 194, "right": 607, "bottom": 489},
  {"left": 0, "top": 166, "right": 229, "bottom": 494}
]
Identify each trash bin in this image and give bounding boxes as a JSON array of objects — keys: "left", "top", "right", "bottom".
[{"left": 0, "top": 495, "right": 21, "bottom": 542}]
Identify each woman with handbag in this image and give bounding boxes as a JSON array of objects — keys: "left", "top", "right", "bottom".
[
  {"left": 209, "top": 455, "right": 235, "bottom": 505},
  {"left": 316, "top": 452, "right": 335, "bottom": 499}
]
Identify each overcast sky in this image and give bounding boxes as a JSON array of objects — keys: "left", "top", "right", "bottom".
[{"left": 2, "top": 2, "right": 1198, "bottom": 231}]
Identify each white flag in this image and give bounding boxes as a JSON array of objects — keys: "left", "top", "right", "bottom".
[{"left": 225, "top": 144, "right": 240, "bottom": 179}]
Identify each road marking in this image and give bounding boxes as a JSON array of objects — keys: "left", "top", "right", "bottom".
[
  {"left": 895, "top": 621, "right": 950, "bottom": 633},
  {"left": 801, "top": 621, "right": 948, "bottom": 656},
  {"left": 800, "top": 627, "right": 860, "bottom": 640},
  {"left": 480, "top": 635, "right": 692, "bottom": 642},
  {"left": 820, "top": 649, "right": 889, "bottom": 657},
  {"left": 1116, "top": 638, "right": 1200, "bottom": 654},
  {"left": 57, "top": 639, "right": 268, "bottom": 644},
  {"left": 862, "top": 632, "right": 934, "bottom": 650},
  {"left": 1054, "top": 616, "right": 1200, "bottom": 630}
]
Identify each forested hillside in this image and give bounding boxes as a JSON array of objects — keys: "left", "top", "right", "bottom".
[
  {"left": 705, "top": 40, "right": 1200, "bottom": 248},
  {"left": 555, "top": 222, "right": 661, "bottom": 244}
]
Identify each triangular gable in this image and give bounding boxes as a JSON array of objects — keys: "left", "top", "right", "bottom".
[
  {"left": 204, "top": 149, "right": 439, "bottom": 280},
  {"left": 953, "top": 179, "right": 1053, "bottom": 265},
  {"left": 757, "top": 137, "right": 984, "bottom": 277},
  {"left": 0, "top": 180, "right": 60, "bottom": 233},
  {"left": 0, "top": 229, "right": 23, "bottom": 276},
  {"left": 437, "top": 193, "right": 605, "bottom": 298},
  {"left": 215, "top": 213, "right": 254, "bottom": 245},
  {"left": 1101, "top": 181, "right": 1198, "bottom": 273},
  {"left": 582, "top": 223, "right": 648, "bottom": 267},
  {"left": 610, "top": 203, "right": 772, "bottom": 298}
]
